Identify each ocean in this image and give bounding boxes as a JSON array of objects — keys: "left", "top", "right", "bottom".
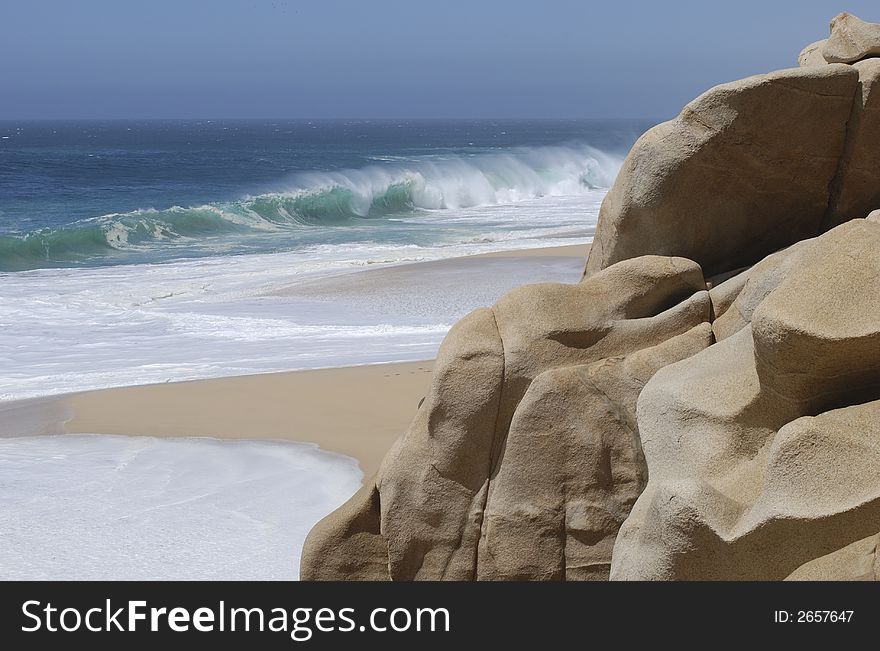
[
  {"left": 0, "top": 119, "right": 650, "bottom": 399},
  {"left": 1, "top": 119, "right": 651, "bottom": 579}
]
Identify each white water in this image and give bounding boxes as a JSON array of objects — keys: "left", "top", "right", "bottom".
[
  {"left": 0, "top": 137, "right": 619, "bottom": 581},
  {"left": 0, "top": 194, "right": 600, "bottom": 400},
  {"left": 279, "top": 143, "right": 620, "bottom": 213},
  {"left": 1, "top": 144, "right": 620, "bottom": 268},
  {"left": 0, "top": 180, "right": 604, "bottom": 582},
  {"left": 0, "top": 435, "right": 362, "bottom": 580}
]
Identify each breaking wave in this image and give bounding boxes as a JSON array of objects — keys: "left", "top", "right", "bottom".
[{"left": 0, "top": 143, "right": 620, "bottom": 271}]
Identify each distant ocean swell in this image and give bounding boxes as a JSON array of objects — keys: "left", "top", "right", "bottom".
[{"left": 0, "top": 144, "right": 620, "bottom": 271}]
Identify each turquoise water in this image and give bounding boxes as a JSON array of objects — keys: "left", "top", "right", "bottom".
[
  {"left": 0, "top": 120, "right": 653, "bottom": 585},
  {"left": 0, "top": 119, "right": 652, "bottom": 399},
  {"left": 0, "top": 120, "right": 649, "bottom": 271}
]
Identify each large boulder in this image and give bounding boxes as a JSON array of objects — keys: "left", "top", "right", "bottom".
[
  {"left": 822, "top": 12, "right": 880, "bottom": 64},
  {"left": 302, "top": 256, "right": 711, "bottom": 580},
  {"left": 798, "top": 39, "right": 828, "bottom": 67},
  {"left": 584, "top": 65, "right": 858, "bottom": 277},
  {"left": 610, "top": 220, "right": 880, "bottom": 580},
  {"left": 304, "top": 305, "right": 505, "bottom": 581},
  {"left": 303, "top": 15, "right": 880, "bottom": 583}
]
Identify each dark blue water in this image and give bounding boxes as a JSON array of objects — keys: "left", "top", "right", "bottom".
[{"left": 0, "top": 119, "right": 651, "bottom": 271}]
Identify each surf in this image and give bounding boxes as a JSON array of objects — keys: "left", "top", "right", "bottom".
[{"left": 0, "top": 143, "right": 620, "bottom": 272}]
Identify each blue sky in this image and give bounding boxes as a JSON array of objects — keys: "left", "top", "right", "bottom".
[{"left": 1, "top": 1, "right": 877, "bottom": 119}]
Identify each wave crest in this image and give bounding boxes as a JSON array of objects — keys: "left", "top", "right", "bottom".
[{"left": 0, "top": 143, "right": 620, "bottom": 271}]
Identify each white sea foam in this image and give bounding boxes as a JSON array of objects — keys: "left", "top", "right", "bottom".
[
  {"left": 0, "top": 194, "right": 599, "bottom": 400},
  {"left": 0, "top": 158, "right": 608, "bottom": 583},
  {"left": 1, "top": 144, "right": 619, "bottom": 271},
  {"left": 0, "top": 434, "right": 362, "bottom": 580},
  {"left": 277, "top": 143, "right": 620, "bottom": 213}
]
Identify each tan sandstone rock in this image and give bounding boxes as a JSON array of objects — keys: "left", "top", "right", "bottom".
[
  {"left": 787, "top": 533, "right": 879, "bottom": 581},
  {"left": 707, "top": 266, "right": 752, "bottom": 323},
  {"left": 798, "top": 39, "right": 828, "bottom": 66},
  {"left": 610, "top": 220, "right": 880, "bottom": 580},
  {"left": 711, "top": 237, "right": 816, "bottom": 341},
  {"left": 302, "top": 255, "right": 711, "bottom": 580},
  {"left": 823, "top": 59, "right": 880, "bottom": 228},
  {"left": 300, "top": 482, "right": 389, "bottom": 580},
  {"left": 304, "top": 16, "right": 880, "bottom": 583},
  {"left": 822, "top": 12, "right": 880, "bottom": 64},
  {"left": 584, "top": 65, "right": 858, "bottom": 278},
  {"left": 476, "top": 323, "right": 713, "bottom": 580}
]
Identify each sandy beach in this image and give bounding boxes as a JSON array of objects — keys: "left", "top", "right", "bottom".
[
  {"left": 0, "top": 243, "right": 589, "bottom": 580},
  {"left": 269, "top": 242, "right": 589, "bottom": 298},
  {"left": 0, "top": 244, "right": 588, "bottom": 478},
  {"left": 60, "top": 360, "right": 434, "bottom": 478}
]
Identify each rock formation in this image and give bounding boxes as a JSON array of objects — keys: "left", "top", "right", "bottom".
[
  {"left": 303, "top": 257, "right": 712, "bottom": 580},
  {"left": 823, "top": 58, "right": 880, "bottom": 229},
  {"left": 823, "top": 12, "right": 880, "bottom": 64},
  {"left": 611, "top": 220, "right": 880, "bottom": 580},
  {"left": 798, "top": 13, "right": 880, "bottom": 67},
  {"left": 583, "top": 65, "right": 858, "bottom": 277},
  {"left": 301, "top": 15, "right": 880, "bottom": 581}
]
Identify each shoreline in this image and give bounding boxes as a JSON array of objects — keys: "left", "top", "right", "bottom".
[
  {"left": 0, "top": 360, "right": 433, "bottom": 478},
  {"left": 60, "top": 360, "right": 435, "bottom": 478},
  {"left": 267, "top": 242, "right": 589, "bottom": 297},
  {"left": 0, "top": 242, "right": 589, "bottom": 476}
]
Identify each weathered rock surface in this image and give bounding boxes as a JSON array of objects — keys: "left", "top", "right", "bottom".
[
  {"left": 823, "top": 59, "right": 880, "bottom": 228},
  {"left": 610, "top": 220, "right": 880, "bottom": 580},
  {"left": 822, "top": 12, "right": 880, "bottom": 64},
  {"left": 711, "top": 237, "right": 815, "bottom": 341},
  {"left": 302, "top": 256, "right": 711, "bottom": 580},
  {"left": 787, "top": 533, "right": 879, "bottom": 581},
  {"left": 798, "top": 39, "right": 828, "bottom": 67},
  {"left": 707, "top": 265, "right": 752, "bottom": 324},
  {"left": 584, "top": 65, "right": 858, "bottom": 277},
  {"left": 477, "top": 323, "right": 713, "bottom": 580},
  {"left": 300, "top": 482, "right": 388, "bottom": 580}
]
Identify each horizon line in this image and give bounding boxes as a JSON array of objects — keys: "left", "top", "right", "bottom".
[{"left": 0, "top": 115, "right": 665, "bottom": 123}]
